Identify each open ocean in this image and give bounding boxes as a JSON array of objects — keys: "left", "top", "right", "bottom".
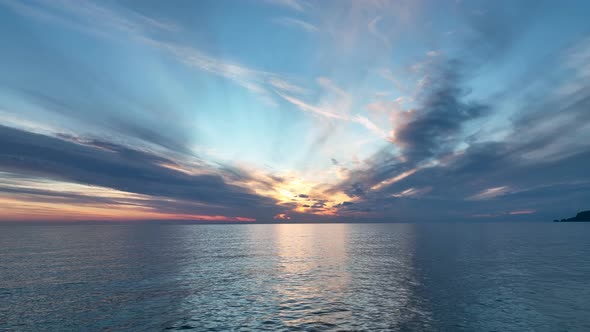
[{"left": 1, "top": 223, "right": 589, "bottom": 331}]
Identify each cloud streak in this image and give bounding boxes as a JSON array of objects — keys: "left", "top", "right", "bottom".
[
  {"left": 0, "top": 125, "right": 282, "bottom": 220},
  {"left": 263, "top": 0, "right": 307, "bottom": 12},
  {"left": 1, "top": 0, "right": 306, "bottom": 109},
  {"left": 274, "top": 17, "right": 318, "bottom": 32}
]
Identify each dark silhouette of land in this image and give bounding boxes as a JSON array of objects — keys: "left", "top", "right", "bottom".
[{"left": 554, "top": 210, "right": 590, "bottom": 222}]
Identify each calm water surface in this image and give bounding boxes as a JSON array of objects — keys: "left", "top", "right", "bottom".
[{"left": 1, "top": 223, "right": 589, "bottom": 331}]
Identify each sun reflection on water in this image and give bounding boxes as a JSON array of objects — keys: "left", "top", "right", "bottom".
[{"left": 270, "top": 223, "right": 352, "bottom": 328}]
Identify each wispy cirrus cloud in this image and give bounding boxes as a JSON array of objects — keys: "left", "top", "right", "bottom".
[
  {"left": 276, "top": 77, "right": 391, "bottom": 139},
  {"left": 392, "top": 186, "right": 432, "bottom": 198},
  {"left": 508, "top": 209, "right": 535, "bottom": 215},
  {"left": 469, "top": 186, "right": 511, "bottom": 201},
  {"left": 274, "top": 17, "right": 318, "bottom": 33},
  {"left": 368, "top": 16, "right": 391, "bottom": 48},
  {"left": 143, "top": 38, "right": 299, "bottom": 106},
  {"left": 0, "top": 0, "right": 179, "bottom": 36},
  {"left": 351, "top": 115, "right": 388, "bottom": 138},
  {"left": 1, "top": 0, "right": 306, "bottom": 108},
  {"left": 1, "top": 0, "right": 407, "bottom": 144},
  {"left": 275, "top": 92, "right": 345, "bottom": 120},
  {"left": 263, "top": 0, "right": 307, "bottom": 12}
]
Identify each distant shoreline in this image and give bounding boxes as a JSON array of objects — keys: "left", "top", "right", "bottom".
[{"left": 554, "top": 210, "right": 590, "bottom": 222}]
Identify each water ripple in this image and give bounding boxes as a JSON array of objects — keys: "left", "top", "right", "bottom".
[{"left": 1, "top": 223, "right": 589, "bottom": 331}]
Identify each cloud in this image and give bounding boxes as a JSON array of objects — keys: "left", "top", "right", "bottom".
[
  {"left": 392, "top": 186, "right": 432, "bottom": 198},
  {"left": 508, "top": 209, "right": 535, "bottom": 215},
  {"left": 0, "top": 0, "right": 178, "bottom": 38},
  {"left": 144, "top": 38, "right": 308, "bottom": 107},
  {"left": 0, "top": 125, "right": 281, "bottom": 219},
  {"left": 426, "top": 50, "right": 440, "bottom": 57},
  {"left": 274, "top": 17, "right": 318, "bottom": 32},
  {"left": 352, "top": 115, "right": 388, "bottom": 138},
  {"left": 273, "top": 213, "right": 291, "bottom": 220},
  {"left": 327, "top": 58, "right": 487, "bottom": 198},
  {"left": 263, "top": 0, "right": 307, "bottom": 12},
  {"left": 468, "top": 186, "right": 511, "bottom": 200},
  {"left": 394, "top": 61, "right": 488, "bottom": 163},
  {"left": 311, "top": 201, "right": 326, "bottom": 208},
  {"left": 1, "top": 0, "right": 306, "bottom": 108},
  {"left": 277, "top": 77, "right": 392, "bottom": 140},
  {"left": 378, "top": 68, "right": 407, "bottom": 94},
  {"left": 276, "top": 92, "right": 347, "bottom": 120},
  {"left": 368, "top": 16, "right": 390, "bottom": 48},
  {"left": 334, "top": 134, "right": 590, "bottom": 221},
  {"left": 0, "top": 171, "right": 261, "bottom": 222},
  {"left": 323, "top": 12, "right": 590, "bottom": 221},
  {"left": 371, "top": 168, "right": 418, "bottom": 192}
]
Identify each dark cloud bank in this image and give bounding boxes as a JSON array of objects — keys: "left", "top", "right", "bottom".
[
  {"left": 0, "top": 125, "right": 282, "bottom": 221},
  {"left": 329, "top": 6, "right": 590, "bottom": 222}
]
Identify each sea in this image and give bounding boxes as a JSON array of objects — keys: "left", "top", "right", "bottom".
[{"left": 1, "top": 222, "right": 589, "bottom": 331}]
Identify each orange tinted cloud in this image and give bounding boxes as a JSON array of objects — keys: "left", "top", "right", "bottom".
[
  {"left": 508, "top": 209, "right": 535, "bottom": 215},
  {"left": 371, "top": 168, "right": 418, "bottom": 191},
  {"left": 469, "top": 186, "right": 511, "bottom": 200},
  {"left": 0, "top": 197, "right": 254, "bottom": 222}
]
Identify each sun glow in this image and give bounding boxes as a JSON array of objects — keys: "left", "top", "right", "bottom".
[{"left": 222, "top": 165, "right": 354, "bottom": 216}]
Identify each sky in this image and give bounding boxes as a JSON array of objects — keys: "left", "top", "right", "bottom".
[{"left": 0, "top": 0, "right": 589, "bottom": 223}]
